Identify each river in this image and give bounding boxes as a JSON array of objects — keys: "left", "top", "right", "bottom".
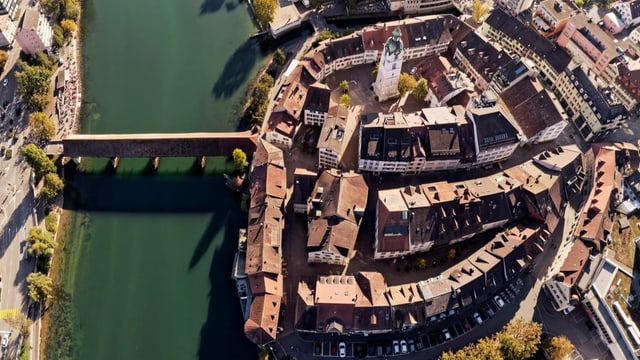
[{"left": 48, "top": 0, "right": 266, "bottom": 359}]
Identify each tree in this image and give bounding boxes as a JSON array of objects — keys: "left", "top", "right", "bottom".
[
  {"left": 20, "top": 144, "right": 57, "bottom": 179},
  {"left": 273, "top": 48, "right": 286, "bottom": 66},
  {"left": 52, "top": 24, "right": 64, "bottom": 48},
  {"left": 498, "top": 318, "right": 542, "bottom": 360},
  {"left": 372, "top": 63, "right": 379, "bottom": 76},
  {"left": 27, "top": 272, "right": 53, "bottom": 303},
  {"left": 416, "top": 257, "right": 427, "bottom": 270},
  {"left": 340, "top": 80, "right": 349, "bottom": 93},
  {"left": 245, "top": 74, "right": 274, "bottom": 126},
  {"left": 29, "top": 112, "right": 56, "bottom": 141},
  {"left": 15, "top": 62, "right": 53, "bottom": 111},
  {"left": 60, "top": 19, "right": 77, "bottom": 37},
  {"left": 253, "top": 0, "right": 277, "bottom": 29},
  {"left": 413, "top": 78, "right": 429, "bottom": 101},
  {"left": 64, "top": 0, "right": 80, "bottom": 21},
  {"left": 473, "top": 337, "right": 503, "bottom": 360},
  {"left": 473, "top": 0, "right": 490, "bottom": 23},
  {"left": 574, "top": 0, "right": 585, "bottom": 6},
  {"left": 340, "top": 93, "right": 351, "bottom": 108},
  {"left": 0, "top": 50, "right": 7, "bottom": 71},
  {"left": 447, "top": 248, "right": 456, "bottom": 260},
  {"left": 232, "top": 148, "right": 248, "bottom": 171},
  {"left": 3, "top": 312, "right": 32, "bottom": 337},
  {"left": 398, "top": 73, "right": 417, "bottom": 96},
  {"left": 26, "top": 227, "right": 56, "bottom": 258},
  {"left": 546, "top": 336, "right": 574, "bottom": 360},
  {"left": 36, "top": 51, "right": 57, "bottom": 72},
  {"left": 42, "top": 173, "right": 64, "bottom": 202},
  {"left": 40, "top": 0, "right": 61, "bottom": 17}
]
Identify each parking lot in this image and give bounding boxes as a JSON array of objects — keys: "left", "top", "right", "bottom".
[{"left": 308, "top": 277, "right": 526, "bottom": 358}]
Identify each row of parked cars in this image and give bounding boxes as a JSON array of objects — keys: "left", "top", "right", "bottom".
[{"left": 316, "top": 277, "right": 526, "bottom": 358}]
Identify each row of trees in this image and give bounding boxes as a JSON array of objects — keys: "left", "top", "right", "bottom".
[
  {"left": 40, "top": 0, "right": 80, "bottom": 48},
  {"left": 439, "top": 318, "right": 574, "bottom": 360},
  {"left": 398, "top": 73, "right": 429, "bottom": 101},
  {"left": 20, "top": 144, "right": 64, "bottom": 201},
  {"left": 244, "top": 73, "right": 274, "bottom": 127}
]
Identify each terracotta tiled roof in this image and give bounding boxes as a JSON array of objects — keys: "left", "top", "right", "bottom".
[{"left": 245, "top": 294, "right": 281, "bottom": 345}]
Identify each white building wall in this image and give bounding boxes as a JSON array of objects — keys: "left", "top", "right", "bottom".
[
  {"left": 304, "top": 110, "right": 328, "bottom": 126},
  {"left": 319, "top": 148, "right": 339, "bottom": 169},
  {"left": 308, "top": 250, "right": 347, "bottom": 265},
  {"left": 265, "top": 131, "right": 294, "bottom": 149}
]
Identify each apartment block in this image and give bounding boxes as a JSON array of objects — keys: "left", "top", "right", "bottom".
[
  {"left": 16, "top": 8, "right": 52, "bottom": 56},
  {"left": 531, "top": 0, "right": 577, "bottom": 38}
]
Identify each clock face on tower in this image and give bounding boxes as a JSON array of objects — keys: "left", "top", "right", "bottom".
[{"left": 384, "top": 27, "right": 404, "bottom": 57}]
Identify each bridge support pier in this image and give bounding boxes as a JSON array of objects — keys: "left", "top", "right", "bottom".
[
  {"left": 110, "top": 157, "right": 120, "bottom": 169},
  {"left": 200, "top": 156, "right": 206, "bottom": 169},
  {"left": 152, "top": 157, "right": 160, "bottom": 171}
]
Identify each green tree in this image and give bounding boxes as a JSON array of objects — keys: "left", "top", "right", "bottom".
[
  {"left": 447, "top": 248, "right": 456, "bottom": 260},
  {"left": 413, "top": 78, "right": 429, "bottom": 101},
  {"left": 0, "top": 50, "right": 8, "bottom": 71},
  {"left": 60, "top": 19, "right": 77, "bottom": 37},
  {"left": 398, "top": 73, "right": 417, "bottom": 96},
  {"left": 473, "top": 0, "right": 490, "bottom": 23},
  {"left": 473, "top": 337, "right": 503, "bottom": 360},
  {"left": 29, "top": 112, "right": 56, "bottom": 141},
  {"left": 340, "top": 93, "right": 350, "bottom": 108},
  {"left": 52, "top": 24, "right": 64, "bottom": 48},
  {"left": 498, "top": 318, "right": 542, "bottom": 360},
  {"left": 273, "top": 48, "right": 286, "bottom": 66},
  {"left": 45, "top": 212, "right": 58, "bottom": 233},
  {"left": 36, "top": 51, "right": 57, "bottom": 71},
  {"left": 15, "top": 62, "right": 53, "bottom": 111},
  {"left": 26, "top": 227, "right": 56, "bottom": 258},
  {"left": 340, "top": 80, "right": 349, "bottom": 93},
  {"left": 232, "top": 148, "right": 249, "bottom": 171},
  {"left": 245, "top": 74, "right": 274, "bottom": 126},
  {"left": 575, "top": 0, "right": 585, "bottom": 6},
  {"left": 40, "top": 0, "right": 61, "bottom": 17},
  {"left": 372, "top": 63, "right": 379, "bottom": 76},
  {"left": 26, "top": 272, "right": 53, "bottom": 303},
  {"left": 42, "top": 173, "right": 64, "bottom": 202},
  {"left": 546, "top": 336, "right": 574, "bottom": 360},
  {"left": 3, "top": 312, "right": 32, "bottom": 337},
  {"left": 64, "top": 0, "right": 80, "bottom": 21},
  {"left": 20, "top": 144, "right": 57, "bottom": 179},
  {"left": 253, "top": 0, "right": 277, "bottom": 29}
]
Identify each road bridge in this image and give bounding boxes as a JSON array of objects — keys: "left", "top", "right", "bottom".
[{"left": 46, "top": 129, "right": 260, "bottom": 159}]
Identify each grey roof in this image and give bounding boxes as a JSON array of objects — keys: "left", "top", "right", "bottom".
[
  {"left": 467, "top": 106, "right": 520, "bottom": 150},
  {"left": 457, "top": 31, "right": 511, "bottom": 83},
  {"left": 571, "top": 67, "right": 629, "bottom": 125},
  {"left": 484, "top": 8, "right": 571, "bottom": 73}
]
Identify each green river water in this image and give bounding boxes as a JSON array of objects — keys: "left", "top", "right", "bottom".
[{"left": 51, "top": 0, "right": 266, "bottom": 359}]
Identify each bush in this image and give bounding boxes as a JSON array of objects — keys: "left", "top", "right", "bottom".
[{"left": 45, "top": 212, "right": 58, "bottom": 233}]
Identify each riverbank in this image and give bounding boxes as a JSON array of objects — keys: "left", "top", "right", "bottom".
[{"left": 39, "top": 9, "right": 85, "bottom": 360}]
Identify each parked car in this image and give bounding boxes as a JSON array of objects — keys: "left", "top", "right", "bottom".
[
  {"left": 400, "top": 340, "right": 408, "bottom": 353},
  {"left": 415, "top": 337, "right": 424, "bottom": 350},
  {"left": 442, "top": 328, "right": 452, "bottom": 341},
  {"left": 473, "top": 312, "right": 483, "bottom": 325},
  {"left": 2, "top": 79, "right": 7, "bottom": 87},
  {"left": 1, "top": 335, "right": 7, "bottom": 348},
  {"left": 393, "top": 340, "right": 400, "bottom": 354},
  {"left": 339, "top": 342, "right": 346, "bottom": 358},
  {"left": 494, "top": 295, "right": 505, "bottom": 308},
  {"left": 408, "top": 339, "right": 415, "bottom": 352}
]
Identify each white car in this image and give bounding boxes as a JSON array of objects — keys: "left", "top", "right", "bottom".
[
  {"left": 473, "top": 312, "right": 483, "bottom": 325},
  {"left": 442, "top": 328, "right": 451, "bottom": 340},
  {"left": 339, "top": 342, "right": 346, "bottom": 358},
  {"left": 400, "top": 340, "right": 408, "bottom": 353},
  {"left": 494, "top": 295, "right": 505, "bottom": 308},
  {"left": 392, "top": 340, "right": 400, "bottom": 354},
  {"left": 1, "top": 334, "right": 7, "bottom": 348},
  {"left": 2, "top": 79, "right": 7, "bottom": 87}
]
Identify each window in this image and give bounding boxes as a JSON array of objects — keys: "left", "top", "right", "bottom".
[{"left": 402, "top": 211, "right": 408, "bottom": 220}]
